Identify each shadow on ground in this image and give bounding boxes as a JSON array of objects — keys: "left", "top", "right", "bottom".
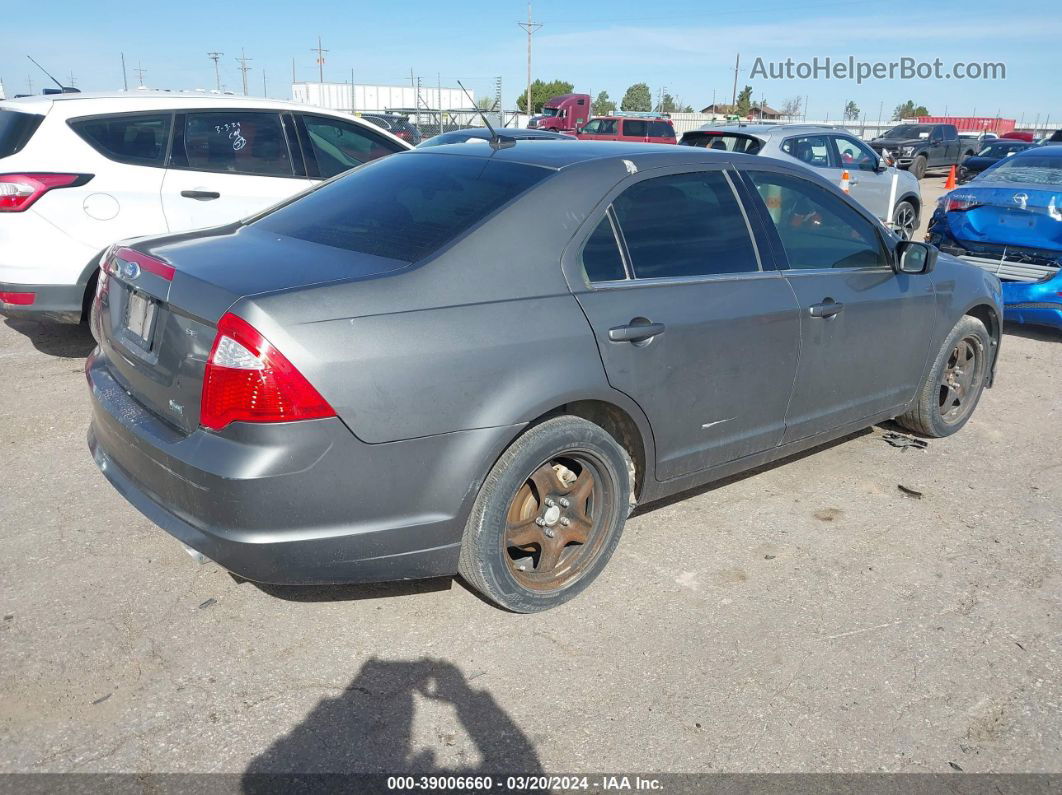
[
  {"left": 4, "top": 318, "right": 95, "bottom": 358},
  {"left": 242, "top": 658, "right": 543, "bottom": 788},
  {"left": 1003, "top": 321, "right": 1061, "bottom": 343},
  {"left": 251, "top": 577, "right": 454, "bottom": 603}
]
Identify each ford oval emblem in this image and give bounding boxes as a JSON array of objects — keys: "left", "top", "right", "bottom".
[
  {"left": 123, "top": 260, "right": 141, "bottom": 280},
  {"left": 1012, "top": 192, "right": 1028, "bottom": 208}
]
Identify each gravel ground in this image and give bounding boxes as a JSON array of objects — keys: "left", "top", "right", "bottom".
[{"left": 1, "top": 174, "right": 1059, "bottom": 777}]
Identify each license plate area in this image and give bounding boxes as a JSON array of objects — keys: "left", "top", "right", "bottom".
[{"left": 124, "top": 289, "right": 159, "bottom": 350}]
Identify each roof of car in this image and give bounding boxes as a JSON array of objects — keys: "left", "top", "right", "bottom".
[
  {"left": 690, "top": 123, "right": 840, "bottom": 138},
  {"left": 407, "top": 139, "right": 748, "bottom": 170},
  {"left": 2, "top": 91, "right": 363, "bottom": 117},
  {"left": 1010, "top": 144, "right": 1062, "bottom": 158}
]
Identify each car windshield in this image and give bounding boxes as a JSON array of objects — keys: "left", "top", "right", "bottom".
[
  {"left": 978, "top": 143, "right": 1023, "bottom": 157},
  {"left": 540, "top": 108, "right": 560, "bottom": 117},
  {"left": 983, "top": 156, "right": 1062, "bottom": 186},
  {"left": 883, "top": 125, "right": 929, "bottom": 139},
  {"left": 253, "top": 153, "right": 549, "bottom": 262}
]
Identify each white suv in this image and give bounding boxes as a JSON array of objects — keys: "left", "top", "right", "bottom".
[{"left": 0, "top": 92, "right": 410, "bottom": 323}]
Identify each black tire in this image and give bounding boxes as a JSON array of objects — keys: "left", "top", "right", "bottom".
[
  {"left": 896, "top": 315, "right": 990, "bottom": 437},
  {"left": 891, "top": 200, "right": 918, "bottom": 241},
  {"left": 907, "top": 155, "right": 927, "bottom": 180},
  {"left": 458, "top": 415, "right": 632, "bottom": 613}
]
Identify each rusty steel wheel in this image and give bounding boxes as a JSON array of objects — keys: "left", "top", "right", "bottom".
[
  {"left": 503, "top": 455, "right": 611, "bottom": 591},
  {"left": 458, "top": 416, "right": 631, "bottom": 612}
]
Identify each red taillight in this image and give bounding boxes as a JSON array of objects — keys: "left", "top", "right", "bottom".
[
  {"left": 0, "top": 173, "right": 88, "bottom": 212},
  {"left": 0, "top": 291, "right": 36, "bottom": 305},
  {"left": 200, "top": 313, "right": 335, "bottom": 431},
  {"left": 945, "top": 194, "right": 981, "bottom": 213}
]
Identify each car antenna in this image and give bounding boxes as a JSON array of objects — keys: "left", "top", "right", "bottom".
[
  {"left": 457, "top": 80, "right": 514, "bottom": 151},
  {"left": 26, "top": 55, "right": 77, "bottom": 93}
]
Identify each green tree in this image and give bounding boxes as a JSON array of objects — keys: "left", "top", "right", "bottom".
[
  {"left": 892, "top": 100, "right": 930, "bottom": 120},
  {"left": 735, "top": 85, "right": 754, "bottom": 116},
  {"left": 620, "top": 83, "right": 652, "bottom": 112},
  {"left": 658, "top": 93, "right": 678, "bottom": 113},
  {"left": 843, "top": 100, "right": 860, "bottom": 121},
  {"left": 592, "top": 90, "right": 616, "bottom": 116},
  {"left": 515, "top": 79, "right": 575, "bottom": 114},
  {"left": 476, "top": 96, "right": 496, "bottom": 111}
]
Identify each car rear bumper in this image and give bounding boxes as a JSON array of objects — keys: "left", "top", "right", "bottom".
[
  {"left": 0, "top": 280, "right": 85, "bottom": 323},
  {"left": 86, "top": 349, "right": 521, "bottom": 584}
]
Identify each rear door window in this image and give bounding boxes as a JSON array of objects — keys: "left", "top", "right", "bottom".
[
  {"left": 649, "top": 121, "right": 675, "bottom": 139},
  {"left": 301, "top": 114, "right": 402, "bottom": 178},
  {"left": 780, "top": 135, "right": 833, "bottom": 168},
  {"left": 176, "top": 111, "right": 293, "bottom": 177},
  {"left": 254, "top": 154, "right": 548, "bottom": 262},
  {"left": 70, "top": 113, "right": 172, "bottom": 167},
  {"left": 611, "top": 171, "right": 759, "bottom": 279},
  {"left": 622, "top": 120, "right": 648, "bottom": 138},
  {"left": 0, "top": 110, "right": 44, "bottom": 159}
]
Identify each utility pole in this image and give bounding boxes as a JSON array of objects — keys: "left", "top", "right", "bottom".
[
  {"left": 351, "top": 67, "right": 356, "bottom": 113},
  {"left": 68, "top": 71, "right": 76, "bottom": 88},
  {"left": 207, "top": 51, "right": 223, "bottom": 92},
  {"left": 517, "top": 1, "right": 542, "bottom": 117},
  {"left": 291, "top": 58, "right": 296, "bottom": 84},
  {"left": 311, "top": 36, "right": 328, "bottom": 83},
  {"left": 134, "top": 61, "right": 147, "bottom": 89},
  {"left": 121, "top": 52, "right": 128, "bottom": 91},
  {"left": 236, "top": 49, "right": 252, "bottom": 96},
  {"left": 262, "top": 70, "right": 267, "bottom": 98},
  {"left": 731, "top": 53, "right": 740, "bottom": 108}
]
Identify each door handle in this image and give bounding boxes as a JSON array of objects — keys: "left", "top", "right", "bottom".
[
  {"left": 608, "top": 321, "right": 666, "bottom": 343},
  {"left": 809, "top": 299, "right": 844, "bottom": 318},
  {"left": 180, "top": 190, "right": 221, "bottom": 201}
]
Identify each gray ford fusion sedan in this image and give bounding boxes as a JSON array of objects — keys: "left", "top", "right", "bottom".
[{"left": 86, "top": 141, "right": 1003, "bottom": 612}]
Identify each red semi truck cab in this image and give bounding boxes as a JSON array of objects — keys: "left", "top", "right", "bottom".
[{"left": 528, "top": 94, "right": 590, "bottom": 132}]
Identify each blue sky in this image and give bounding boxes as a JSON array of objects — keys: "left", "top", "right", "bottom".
[{"left": 2, "top": 0, "right": 1057, "bottom": 123}]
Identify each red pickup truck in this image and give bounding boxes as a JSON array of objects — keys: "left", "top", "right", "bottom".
[{"left": 575, "top": 113, "right": 676, "bottom": 144}]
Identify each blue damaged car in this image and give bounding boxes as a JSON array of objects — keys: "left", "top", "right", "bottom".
[{"left": 928, "top": 145, "right": 1062, "bottom": 330}]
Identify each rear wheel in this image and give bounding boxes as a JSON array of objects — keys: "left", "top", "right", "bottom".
[
  {"left": 458, "top": 416, "right": 631, "bottom": 613},
  {"left": 896, "top": 316, "right": 990, "bottom": 437},
  {"left": 891, "top": 200, "right": 918, "bottom": 241},
  {"left": 907, "top": 155, "right": 927, "bottom": 180}
]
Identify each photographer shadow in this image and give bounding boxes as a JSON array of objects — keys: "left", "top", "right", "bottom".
[{"left": 242, "top": 658, "right": 543, "bottom": 792}]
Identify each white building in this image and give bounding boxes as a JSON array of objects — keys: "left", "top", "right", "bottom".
[{"left": 291, "top": 82, "right": 475, "bottom": 114}]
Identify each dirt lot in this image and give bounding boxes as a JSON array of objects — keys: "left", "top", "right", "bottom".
[{"left": 1, "top": 175, "right": 1059, "bottom": 776}]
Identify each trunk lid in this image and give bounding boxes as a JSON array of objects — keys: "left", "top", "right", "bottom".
[
  {"left": 944, "top": 186, "right": 1062, "bottom": 251},
  {"left": 97, "top": 224, "right": 408, "bottom": 433}
]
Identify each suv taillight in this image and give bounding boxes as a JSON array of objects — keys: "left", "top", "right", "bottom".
[
  {"left": 200, "top": 313, "right": 335, "bottom": 431},
  {"left": 0, "top": 173, "right": 91, "bottom": 212}
]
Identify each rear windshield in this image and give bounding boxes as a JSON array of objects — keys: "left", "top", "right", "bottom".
[
  {"left": 681, "top": 132, "right": 762, "bottom": 154},
  {"left": 983, "top": 156, "right": 1062, "bottom": 186},
  {"left": 0, "top": 110, "right": 44, "bottom": 159},
  {"left": 254, "top": 152, "right": 549, "bottom": 262}
]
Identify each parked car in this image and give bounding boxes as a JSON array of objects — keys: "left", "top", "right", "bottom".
[
  {"left": 527, "top": 93, "right": 591, "bottom": 134},
  {"left": 868, "top": 123, "right": 974, "bottom": 179},
  {"left": 958, "top": 131, "right": 998, "bottom": 149},
  {"left": 86, "top": 142, "right": 1002, "bottom": 612},
  {"left": 0, "top": 92, "right": 410, "bottom": 324},
  {"left": 575, "top": 113, "right": 676, "bottom": 144},
  {"left": 360, "top": 113, "right": 422, "bottom": 146},
  {"left": 927, "top": 145, "right": 1062, "bottom": 330},
  {"left": 680, "top": 124, "right": 922, "bottom": 239},
  {"left": 418, "top": 128, "right": 575, "bottom": 147},
  {"left": 1000, "top": 131, "right": 1036, "bottom": 143},
  {"left": 1045, "top": 129, "right": 1062, "bottom": 145},
  {"left": 958, "top": 139, "right": 1037, "bottom": 183}
]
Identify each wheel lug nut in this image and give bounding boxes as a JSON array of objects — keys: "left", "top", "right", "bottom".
[
  {"left": 544, "top": 497, "right": 556, "bottom": 507},
  {"left": 559, "top": 517, "right": 570, "bottom": 527},
  {"left": 559, "top": 498, "right": 570, "bottom": 508},
  {"left": 544, "top": 528, "right": 555, "bottom": 538},
  {"left": 535, "top": 517, "right": 546, "bottom": 526}
]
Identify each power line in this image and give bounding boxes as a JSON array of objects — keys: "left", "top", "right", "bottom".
[
  {"left": 207, "top": 51, "right": 223, "bottom": 92},
  {"left": 133, "top": 61, "right": 147, "bottom": 89},
  {"left": 517, "top": 1, "right": 542, "bottom": 115},
  {"left": 236, "top": 49, "right": 253, "bottom": 96}
]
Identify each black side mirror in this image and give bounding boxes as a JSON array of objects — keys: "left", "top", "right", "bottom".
[{"left": 895, "top": 240, "right": 938, "bottom": 274}]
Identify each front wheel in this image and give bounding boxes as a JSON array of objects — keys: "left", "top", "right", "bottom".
[
  {"left": 458, "top": 416, "right": 632, "bottom": 613},
  {"left": 907, "top": 155, "right": 927, "bottom": 180},
  {"left": 896, "top": 316, "right": 990, "bottom": 437},
  {"left": 891, "top": 200, "right": 918, "bottom": 241}
]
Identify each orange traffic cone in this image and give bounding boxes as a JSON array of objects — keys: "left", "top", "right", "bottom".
[
  {"left": 840, "top": 169, "right": 851, "bottom": 193},
  {"left": 944, "top": 165, "right": 957, "bottom": 190}
]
